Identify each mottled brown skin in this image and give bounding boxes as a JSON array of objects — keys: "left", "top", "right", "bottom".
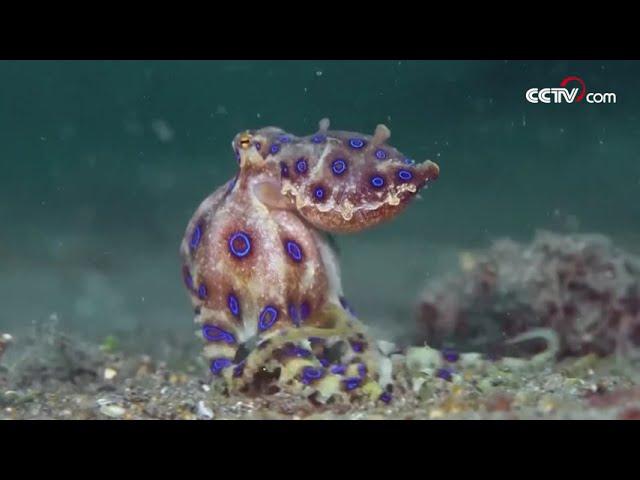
[{"left": 180, "top": 119, "right": 439, "bottom": 402}]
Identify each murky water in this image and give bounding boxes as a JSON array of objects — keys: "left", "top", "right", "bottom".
[{"left": 1, "top": 60, "right": 638, "bottom": 346}]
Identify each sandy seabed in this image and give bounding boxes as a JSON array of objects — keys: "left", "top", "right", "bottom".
[{"left": 1, "top": 325, "right": 640, "bottom": 420}]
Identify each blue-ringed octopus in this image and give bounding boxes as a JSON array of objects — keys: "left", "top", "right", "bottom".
[{"left": 180, "top": 118, "right": 440, "bottom": 403}]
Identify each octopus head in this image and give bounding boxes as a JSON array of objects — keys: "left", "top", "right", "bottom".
[{"left": 232, "top": 127, "right": 288, "bottom": 170}]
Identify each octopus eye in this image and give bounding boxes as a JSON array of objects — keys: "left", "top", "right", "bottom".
[
  {"left": 369, "top": 175, "right": 385, "bottom": 189},
  {"left": 198, "top": 284, "right": 208, "bottom": 300},
  {"left": 313, "top": 186, "right": 327, "bottom": 202},
  {"left": 285, "top": 240, "right": 304, "bottom": 262},
  {"left": 210, "top": 358, "right": 232, "bottom": 375},
  {"left": 258, "top": 305, "right": 279, "bottom": 331},
  {"left": 269, "top": 143, "right": 280, "bottom": 155},
  {"left": 228, "top": 231, "right": 252, "bottom": 258},
  {"left": 189, "top": 224, "right": 202, "bottom": 250},
  {"left": 374, "top": 149, "right": 387, "bottom": 160},
  {"left": 311, "top": 134, "right": 326, "bottom": 144},
  {"left": 202, "top": 325, "right": 236, "bottom": 344},
  {"left": 295, "top": 158, "right": 308, "bottom": 174},
  {"left": 227, "top": 293, "right": 241, "bottom": 317},
  {"left": 397, "top": 169, "right": 413, "bottom": 182},
  {"left": 239, "top": 135, "right": 251, "bottom": 149},
  {"left": 348, "top": 138, "right": 366, "bottom": 149},
  {"left": 331, "top": 158, "right": 347, "bottom": 176}
]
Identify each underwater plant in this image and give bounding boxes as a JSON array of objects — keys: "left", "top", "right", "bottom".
[
  {"left": 180, "top": 118, "right": 439, "bottom": 403},
  {"left": 416, "top": 231, "right": 640, "bottom": 359}
]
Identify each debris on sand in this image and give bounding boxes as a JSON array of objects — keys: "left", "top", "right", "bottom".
[{"left": 416, "top": 231, "right": 640, "bottom": 359}]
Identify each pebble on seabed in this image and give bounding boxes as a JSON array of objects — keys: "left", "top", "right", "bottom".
[
  {"left": 196, "top": 400, "right": 214, "bottom": 420},
  {"left": 100, "top": 404, "right": 126, "bottom": 418}
]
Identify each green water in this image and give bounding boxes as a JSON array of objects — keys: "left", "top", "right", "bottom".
[{"left": 1, "top": 60, "right": 638, "bottom": 342}]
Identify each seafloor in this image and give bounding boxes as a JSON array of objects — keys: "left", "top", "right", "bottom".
[
  {"left": 1, "top": 323, "right": 640, "bottom": 420},
  {"left": 3, "top": 231, "right": 640, "bottom": 420}
]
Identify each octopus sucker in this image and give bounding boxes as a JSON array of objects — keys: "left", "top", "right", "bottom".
[{"left": 181, "top": 118, "right": 440, "bottom": 403}]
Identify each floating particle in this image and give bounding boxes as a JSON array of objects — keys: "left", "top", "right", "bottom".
[{"left": 151, "top": 119, "right": 175, "bottom": 143}]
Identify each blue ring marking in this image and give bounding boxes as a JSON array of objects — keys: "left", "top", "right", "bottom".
[
  {"left": 379, "top": 392, "right": 392, "bottom": 404},
  {"left": 442, "top": 347, "right": 459, "bottom": 363},
  {"left": 313, "top": 186, "right": 326, "bottom": 201},
  {"left": 233, "top": 362, "right": 245, "bottom": 378},
  {"left": 436, "top": 367, "right": 453, "bottom": 382},
  {"left": 278, "top": 134, "right": 291, "bottom": 143},
  {"left": 288, "top": 346, "right": 312, "bottom": 358},
  {"left": 228, "top": 231, "right": 252, "bottom": 258},
  {"left": 202, "top": 325, "right": 236, "bottom": 344},
  {"left": 288, "top": 304, "right": 300, "bottom": 327},
  {"left": 280, "top": 161, "right": 289, "bottom": 178},
  {"left": 330, "top": 364, "right": 346, "bottom": 375},
  {"left": 319, "top": 358, "right": 330, "bottom": 367},
  {"left": 374, "top": 149, "right": 387, "bottom": 160},
  {"left": 403, "top": 157, "right": 416, "bottom": 165},
  {"left": 235, "top": 149, "right": 240, "bottom": 163},
  {"left": 331, "top": 158, "right": 347, "bottom": 176},
  {"left": 311, "top": 134, "right": 326, "bottom": 144},
  {"left": 226, "top": 176, "right": 237, "bottom": 194},
  {"left": 210, "top": 358, "right": 232, "bottom": 375},
  {"left": 189, "top": 224, "right": 202, "bottom": 250},
  {"left": 301, "top": 366, "right": 324, "bottom": 384},
  {"left": 258, "top": 305, "right": 279, "bottom": 331},
  {"left": 182, "top": 267, "right": 193, "bottom": 290},
  {"left": 295, "top": 158, "right": 308, "bottom": 174},
  {"left": 344, "top": 377, "right": 362, "bottom": 391},
  {"left": 254, "top": 141, "right": 261, "bottom": 151},
  {"left": 300, "top": 302, "right": 311, "bottom": 320},
  {"left": 269, "top": 143, "right": 280, "bottom": 155},
  {"left": 370, "top": 175, "right": 385, "bottom": 189},
  {"left": 198, "top": 284, "right": 208, "bottom": 300},
  {"left": 397, "top": 169, "right": 413, "bottom": 182},
  {"left": 285, "top": 240, "right": 303, "bottom": 262},
  {"left": 348, "top": 138, "right": 366, "bottom": 149},
  {"left": 339, "top": 296, "right": 356, "bottom": 316},
  {"left": 350, "top": 340, "right": 364, "bottom": 353},
  {"left": 227, "top": 293, "right": 240, "bottom": 317},
  {"left": 339, "top": 296, "right": 349, "bottom": 309},
  {"left": 357, "top": 363, "right": 367, "bottom": 378}
]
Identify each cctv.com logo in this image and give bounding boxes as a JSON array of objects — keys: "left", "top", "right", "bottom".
[{"left": 526, "top": 76, "right": 617, "bottom": 104}]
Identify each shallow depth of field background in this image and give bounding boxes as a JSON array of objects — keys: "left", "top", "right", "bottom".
[{"left": 1, "top": 60, "right": 638, "bottom": 345}]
